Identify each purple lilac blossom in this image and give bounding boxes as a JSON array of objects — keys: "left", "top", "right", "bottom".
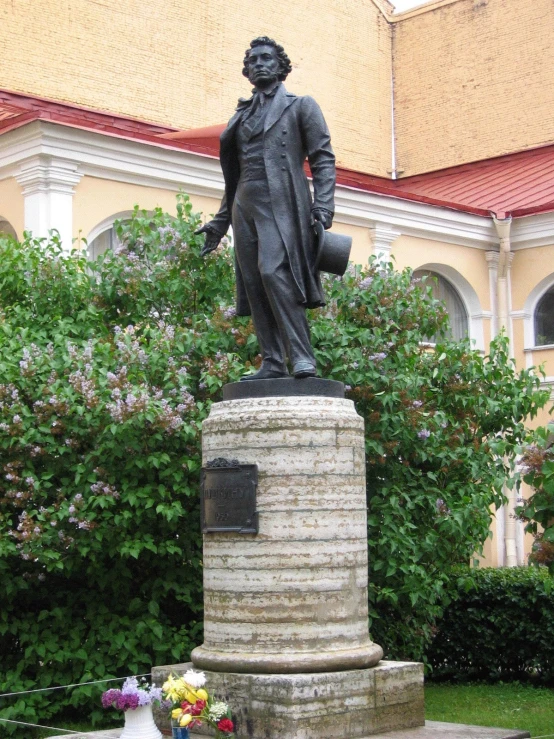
[
  {"left": 223, "top": 306, "right": 236, "bottom": 319},
  {"left": 417, "top": 429, "right": 431, "bottom": 439},
  {"left": 149, "top": 687, "right": 163, "bottom": 702},
  {"left": 102, "top": 689, "right": 121, "bottom": 708},
  {"left": 122, "top": 677, "right": 139, "bottom": 694}
]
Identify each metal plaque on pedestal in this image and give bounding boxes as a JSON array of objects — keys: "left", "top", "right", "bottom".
[{"left": 201, "top": 458, "right": 258, "bottom": 534}]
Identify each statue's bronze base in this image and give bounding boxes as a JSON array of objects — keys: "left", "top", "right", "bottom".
[{"left": 222, "top": 377, "right": 344, "bottom": 400}]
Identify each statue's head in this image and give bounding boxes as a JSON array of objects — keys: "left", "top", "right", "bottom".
[{"left": 242, "top": 37, "right": 292, "bottom": 87}]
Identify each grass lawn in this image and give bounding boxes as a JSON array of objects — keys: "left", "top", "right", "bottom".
[{"left": 425, "top": 682, "right": 554, "bottom": 737}]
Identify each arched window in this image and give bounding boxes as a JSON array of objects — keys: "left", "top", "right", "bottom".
[
  {"left": 413, "top": 269, "right": 469, "bottom": 341},
  {"left": 534, "top": 286, "right": 554, "bottom": 347},
  {"left": 0, "top": 218, "right": 17, "bottom": 240},
  {"left": 86, "top": 212, "right": 140, "bottom": 260},
  {"left": 87, "top": 225, "right": 121, "bottom": 260}
]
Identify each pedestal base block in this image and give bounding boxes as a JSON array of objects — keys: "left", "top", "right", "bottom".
[{"left": 152, "top": 661, "right": 424, "bottom": 739}]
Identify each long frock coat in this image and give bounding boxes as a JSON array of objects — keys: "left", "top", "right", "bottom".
[{"left": 209, "top": 84, "right": 336, "bottom": 317}]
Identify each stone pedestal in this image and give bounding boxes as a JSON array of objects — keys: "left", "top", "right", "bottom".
[
  {"left": 191, "top": 394, "right": 383, "bottom": 674},
  {"left": 153, "top": 661, "right": 424, "bottom": 739},
  {"left": 154, "top": 387, "right": 424, "bottom": 737}
]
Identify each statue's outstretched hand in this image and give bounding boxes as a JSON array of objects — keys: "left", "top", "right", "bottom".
[
  {"left": 310, "top": 208, "right": 333, "bottom": 230},
  {"left": 195, "top": 224, "right": 223, "bottom": 256}
]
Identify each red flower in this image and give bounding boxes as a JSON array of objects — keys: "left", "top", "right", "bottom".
[
  {"left": 217, "top": 718, "right": 234, "bottom": 733},
  {"left": 180, "top": 701, "right": 191, "bottom": 711},
  {"left": 190, "top": 699, "right": 206, "bottom": 716}
]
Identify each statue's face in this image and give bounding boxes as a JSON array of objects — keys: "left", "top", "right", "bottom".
[{"left": 246, "top": 44, "right": 280, "bottom": 88}]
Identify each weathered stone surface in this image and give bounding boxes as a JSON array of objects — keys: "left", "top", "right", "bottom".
[
  {"left": 369, "top": 722, "right": 530, "bottom": 738},
  {"left": 151, "top": 661, "right": 424, "bottom": 738},
  {"left": 194, "top": 395, "right": 382, "bottom": 674},
  {"left": 204, "top": 444, "right": 359, "bottom": 476},
  {"left": 254, "top": 474, "right": 368, "bottom": 510},
  {"left": 202, "top": 536, "right": 368, "bottom": 569},
  {"left": 375, "top": 662, "right": 424, "bottom": 707},
  {"left": 203, "top": 399, "right": 364, "bottom": 439},
  {"left": 49, "top": 732, "right": 122, "bottom": 739},
  {"left": 203, "top": 426, "right": 339, "bottom": 450},
  {"left": 50, "top": 722, "right": 531, "bottom": 739}
]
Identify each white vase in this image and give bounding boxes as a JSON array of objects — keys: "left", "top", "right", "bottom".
[{"left": 119, "top": 704, "right": 163, "bottom": 739}]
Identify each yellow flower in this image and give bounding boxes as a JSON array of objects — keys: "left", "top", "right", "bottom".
[
  {"left": 179, "top": 714, "right": 192, "bottom": 727},
  {"left": 196, "top": 688, "right": 208, "bottom": 701},
  {"left": 162, "top": 676, "right": 175, "bottom": 693},
  {"left": 184, "top": 689, "right": 198, "bottom": 704},
  {"left": 171, "top": 709, "right": 183, "bottom": 720}
]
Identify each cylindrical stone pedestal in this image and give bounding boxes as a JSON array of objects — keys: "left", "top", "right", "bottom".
[{"left": 191, "top": 394, "right": 383, "bottom": 674}]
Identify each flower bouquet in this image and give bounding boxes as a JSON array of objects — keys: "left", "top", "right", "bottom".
[
  {"left": 102, "top": 676, "right": 163, "bottom": 711},
  {"left": 162, "top": 670, "right": 235, "bottom": 738},
  {"left": 102, "top": 677, "right": 164, "bottom": 739}
]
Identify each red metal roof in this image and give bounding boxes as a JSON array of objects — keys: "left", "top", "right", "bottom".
[
  {"left": 2, "top": 89, "right": 554, "bottom": 218},
  {"left": 393, "top": 145, "right": 554, "bottom": 218},
  {"left": 0, "top": 90, "right": 178, "bottom": 139}
]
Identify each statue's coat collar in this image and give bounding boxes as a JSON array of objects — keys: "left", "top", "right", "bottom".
[{"left": 231, "top": 84, "right": 296, "bottom": 134}]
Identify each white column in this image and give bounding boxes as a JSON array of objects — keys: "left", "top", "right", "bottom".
[
  {"left": 369, "top": 223, "right": 400, "bottom": 264},
  {"left": 16, "top": 156, "right": 82, "bottom": 251},
  {"left": 485, "top": 251, "right": 499, "bottom": 337}
]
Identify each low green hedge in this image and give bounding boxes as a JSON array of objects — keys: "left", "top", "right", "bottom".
[{"left": 427, "top": 567, "right": 554, "bottom": 683}]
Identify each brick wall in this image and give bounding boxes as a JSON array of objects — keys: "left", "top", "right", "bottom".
[
  {"left": 0, "top": 0, "right": 392, "bottom": 176},
  {"left": 393, "top": 0, "right": 554, "bottom": 176}
]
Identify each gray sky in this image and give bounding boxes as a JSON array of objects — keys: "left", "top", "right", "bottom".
[{"left": 390, "top": 0, "right": 429, "bottom": 10}]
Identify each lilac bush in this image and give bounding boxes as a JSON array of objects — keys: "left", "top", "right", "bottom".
[{"left": 0, "top": 198, "right": 251, "bottom": 733}]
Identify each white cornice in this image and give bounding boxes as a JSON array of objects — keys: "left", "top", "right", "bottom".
[
  {"left": 510, "top": 212, "right": 554, "bottom": 250},
  {"left": 0, "top": 121, "right": 225, "bottom": 201},
  {"left": 333, "top": 185, "right": 496, "bottom": 249},
  {"left": 1, "top": 120, "right": 554, "bottom": 252}
]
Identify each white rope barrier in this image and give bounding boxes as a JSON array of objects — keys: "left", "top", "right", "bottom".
[
  {"left": 0, "top": 673, "right": 151, "bottom": 699},
  {"left": 0, "top": 717, "right": 120, "bottom": 736},
  {"left": 0, "top": 675, "right": 149, "bottom": 737}
]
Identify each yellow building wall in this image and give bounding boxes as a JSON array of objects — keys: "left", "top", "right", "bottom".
[
  {"left": 511, "top": 245, "right": 554, "bottom": 311},
  {"left": 476, "top": 512, "right": 500, "bottom": 568},
  {"left": 0, "top": 177, "right": 24, "bottom": 240},
  {"left": 73, "top": 177, "right": 221, "bottom": 246},
  {"left": 1, "top": 0, "right": 392, "bottom": 177},
  {"left": 393, "top": 0, "right": 554, "bottom": 175},
  {"left": 334, "top": 221, "right": 374, "bottom": 268}
]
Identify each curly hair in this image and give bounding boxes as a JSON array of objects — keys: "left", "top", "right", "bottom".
[{"left": 242, "top": 36, "right": 292, "bottom": 82}]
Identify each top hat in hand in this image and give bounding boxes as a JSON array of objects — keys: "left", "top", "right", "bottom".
[{"left": 313, "top": 221, "right": 352, "bottom": 277}]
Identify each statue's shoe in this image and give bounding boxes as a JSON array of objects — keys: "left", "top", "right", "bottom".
[
  {"left": 292, "top": 361, "right": 317, "bottom": 378},
  {"left": 239, "top": 366, "right": 290, "bottom": 381}
]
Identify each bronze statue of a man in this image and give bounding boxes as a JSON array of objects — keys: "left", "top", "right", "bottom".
[{"left": 197, "top": 36, "right": 336, "bottom": 380}]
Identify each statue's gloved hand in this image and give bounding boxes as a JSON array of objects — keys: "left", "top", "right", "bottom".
[
  {"left": 310, "top": 207, "right": 333, "bottom": 230},
  {"left": 195, "top": 223, "right": 225, "bottom": 256}
]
